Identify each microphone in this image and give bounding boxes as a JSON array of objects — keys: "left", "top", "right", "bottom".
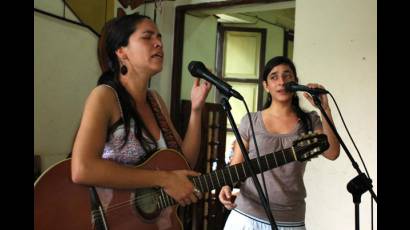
[
  {"left": 284, "top": 81, "right": 329, "bottom": 95},
  {"left": 188, "top": 61, "right": 243, "bottom": 100}
]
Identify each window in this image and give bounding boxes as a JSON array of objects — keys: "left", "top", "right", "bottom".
[{"left": 215, "top": 25, "right": 266, "bottom": 164}]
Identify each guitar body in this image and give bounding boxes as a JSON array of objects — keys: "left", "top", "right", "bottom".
[
  {"left": 34, "top": 149, "right": 189, "bottom": 230},
  {"left": 35, "top": 133, "right": 329, "bottom": 230}
]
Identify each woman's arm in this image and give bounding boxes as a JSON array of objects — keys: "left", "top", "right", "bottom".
[
  {"left": 316, "top": 107, "right": 340, "bottom": 160},
  {"left": 230, "top": 140, "right": 247, "bottom": 166},
  {"left": 303, "top": 83, "right": 340, "bottom": 160},
  {"left": 181, "top": 78, "right": 211, "bottom": 167}
]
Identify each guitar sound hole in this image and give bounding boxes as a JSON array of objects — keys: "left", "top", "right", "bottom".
[{"left": 132, "top": 188, "right": 161, "bottom": 220}]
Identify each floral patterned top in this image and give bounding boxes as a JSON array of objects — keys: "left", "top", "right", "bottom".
[{"left": 100, "top": 85, "right": 167, "bottom": 165}]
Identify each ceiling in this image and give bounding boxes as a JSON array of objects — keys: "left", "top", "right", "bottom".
[
  {"left": 217, "top": 8, "right": 295, "bottom": 31},
  {"left": 188, "top": 1, "right": 295, "bottom": 31}
]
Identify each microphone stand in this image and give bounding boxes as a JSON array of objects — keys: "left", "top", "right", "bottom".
[
  {"left": 220, "top": 95, "right": 278, "bottom": 230},
  {"left": 310, "top": 94, "right": 377, "bottom": 230}
]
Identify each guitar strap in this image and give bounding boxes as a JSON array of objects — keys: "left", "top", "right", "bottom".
[
  {"left": 147, "top": 90, "right": 183, "bottom": 153},
  {"left": 89, "top": 187, "right": 108, "bottom": 230},
  {"left": 147, "top": 90, "right": 191, "bottom": 228}
]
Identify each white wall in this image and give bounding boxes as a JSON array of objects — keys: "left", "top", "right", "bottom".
[
  {"left": 34, "top": 3, "right": 101, "bottom": 170},
  {"left": 294, "top": 0, "right": 377, "bottom": 229}
]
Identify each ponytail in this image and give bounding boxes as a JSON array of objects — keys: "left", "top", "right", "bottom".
[{"left": 291, "top": 95, "right": 312, "bottom": 133}]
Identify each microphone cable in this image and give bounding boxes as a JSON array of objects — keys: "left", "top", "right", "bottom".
[{"left": 327, "top": 92, "right": 372, "bottom": 182}]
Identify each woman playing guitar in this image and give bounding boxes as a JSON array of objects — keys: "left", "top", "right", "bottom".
[{"left": 49, "top": 13, "right": 211, "bottom": 230}]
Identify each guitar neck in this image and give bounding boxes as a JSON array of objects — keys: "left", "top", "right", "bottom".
[
  {"left": 191, "top": 146, "right": 297, "bottom": 192},
  {"left": 158, "top": 146, "right": 298, "bottom": 209}
]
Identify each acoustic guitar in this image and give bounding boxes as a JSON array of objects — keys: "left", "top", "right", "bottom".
[{"left": 34, "top": 132, "right": 329, "bottom": 230}]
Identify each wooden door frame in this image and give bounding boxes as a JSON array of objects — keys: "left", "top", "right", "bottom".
[
  {"left": 170, "top": 0, "right": 290, "bottom": 131},
  {"left": 283, "top": 29, "right": 294, "bottom": 58}
]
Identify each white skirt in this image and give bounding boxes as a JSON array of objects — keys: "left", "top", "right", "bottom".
[{"left": 224, "top": 209, "right": 306, "bottom": 230}]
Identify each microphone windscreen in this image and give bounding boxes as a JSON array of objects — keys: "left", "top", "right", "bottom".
[
  {"left": 284, "top": 81, "right": 298, "bottom": 92},
  {"left": 188, "top": 61, "right": 204, "bottom": 77}
]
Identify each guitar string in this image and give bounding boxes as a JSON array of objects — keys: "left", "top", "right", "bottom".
[
  {"left": 102, "top": 190, "right": 168, "bottom": 214},
  {"left": 103, "top": 146, "right": 308, "bottom": 214},
  {"left": 94, "top": 143, "right": 320, "bottom": 215}
]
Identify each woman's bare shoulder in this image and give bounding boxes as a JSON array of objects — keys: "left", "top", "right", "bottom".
[{"left": 83, "top": 85, "right": 122, "bottom": 123}]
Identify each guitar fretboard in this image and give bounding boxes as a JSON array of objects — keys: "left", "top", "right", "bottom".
[{"left": 156, "top": 146, "right": 298, "bottom": 209}]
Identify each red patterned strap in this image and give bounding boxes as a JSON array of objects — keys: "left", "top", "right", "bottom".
[{"left": 147, "top": 90, "right": 183, "bottom": 153}]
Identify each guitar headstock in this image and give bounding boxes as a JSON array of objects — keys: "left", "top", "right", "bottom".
[{"left": 293, "top": 131, "right": 329, "bottom": 161}]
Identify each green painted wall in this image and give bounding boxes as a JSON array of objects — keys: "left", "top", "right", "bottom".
[{"left": 181, "top": 14, "right": 218, "bottom": 103}]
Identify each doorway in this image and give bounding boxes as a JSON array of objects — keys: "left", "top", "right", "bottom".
[{"left": 170, "top": 1, "right": 295, "bottom": 229}]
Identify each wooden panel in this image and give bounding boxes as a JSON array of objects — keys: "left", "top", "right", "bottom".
[
  {"left": 224, "top": 31, "right": 261, "bottom": 79},
  {"left": 117, "top": 7, "right": 126, "bottom": 17},
  {"left": 179, "top": 101, "right": 228, "bottom": 230},
  {"left": 64, "top": 0, "right": 115, "bottom": 34}
]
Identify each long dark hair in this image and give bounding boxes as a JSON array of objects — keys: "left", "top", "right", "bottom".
[
  {"left": 97, "top": 13, "right": 157, "bottom": 154},
  {"left": 262, "top": 56, "right": 312, "bottom": 132}
]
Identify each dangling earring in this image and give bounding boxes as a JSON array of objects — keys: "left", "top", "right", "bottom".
[
  {"left": 119, "top": 59, "right": 128, "bottom": 75},
  {"left": 120, "top": 65, "right": 128, "bottom": 75}
]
